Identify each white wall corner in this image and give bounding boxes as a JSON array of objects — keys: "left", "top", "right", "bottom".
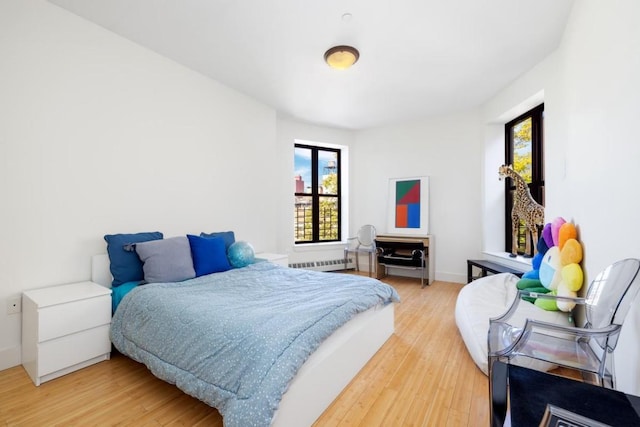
[{"left": 0, "top": 345, "right": 22, "bottom": 372}]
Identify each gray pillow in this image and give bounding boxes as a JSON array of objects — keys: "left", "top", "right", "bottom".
[{"left": 135, "top": 236, "right": 195, "bottom": 283}]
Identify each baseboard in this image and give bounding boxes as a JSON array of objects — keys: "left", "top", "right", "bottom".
[
  {"left": 380, "top": 268, "right": 464, "bottom": 285},
  {"left": 0, "top": 345, "right": 21, "bottom": 371},
  {"left": 436, "top": 272, "right": 466, "bottom": 284}
]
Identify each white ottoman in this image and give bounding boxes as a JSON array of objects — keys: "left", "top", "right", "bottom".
[{"left": 455, "top": 273, "right": 571, "bottom": 375}]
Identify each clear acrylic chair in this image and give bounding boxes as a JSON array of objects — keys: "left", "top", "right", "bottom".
[
  {"left": 488, "top": 258, "right": 640, "bottom": 426},
  {"left": 344, "top": 225, "right": 377, "bottom": 277},
  {"left": 489, "top": 258, "right": 640, "bottom": 386}
]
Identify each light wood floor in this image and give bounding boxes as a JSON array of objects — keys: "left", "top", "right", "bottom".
[{"left": 0, "top": 275, "right": 489, "bottom": 426}]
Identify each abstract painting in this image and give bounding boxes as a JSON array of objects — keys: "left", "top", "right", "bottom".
[{"left": 387, "top": 176, "right": 429, "bottom": 235}]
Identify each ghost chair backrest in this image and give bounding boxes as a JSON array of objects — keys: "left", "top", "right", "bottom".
[
  {"left": 356, "top": 225, "right": 376, "bottom": 248},
  {"left": 585, "top": 258, "right": 640, "bottom": 351}
]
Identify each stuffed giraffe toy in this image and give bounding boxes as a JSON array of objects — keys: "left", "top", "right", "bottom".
[{"left": 498, "top": 164, "right": 545, "bottom": 257}]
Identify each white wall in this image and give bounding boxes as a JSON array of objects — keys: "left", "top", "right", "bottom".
[
  {"left": 352, "top": 110, "right": 484, "bottom": 283},
  {"left": 482, "top": 0, "right": 640, "bottom": 395},
  {"left": 278, "top": 111, "right": 485, "bottom": 284},
  {"left": 0, "top": 0, "right": 277, "bottom": 369},
  {"left": 555, "top": 0, "right": 640, "bottom": 395}
]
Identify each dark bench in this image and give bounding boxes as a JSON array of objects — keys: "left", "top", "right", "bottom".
[{"left": 467, "top": 259, "right": 524, "bottom": 283}]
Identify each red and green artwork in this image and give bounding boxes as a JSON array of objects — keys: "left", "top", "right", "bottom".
[{"left": 395, "top": 179, "right": 421, "bottom": 228}]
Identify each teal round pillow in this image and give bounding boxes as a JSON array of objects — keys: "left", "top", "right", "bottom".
[{"left": 228, "top": 241, "right": 255, "bottom": 268}]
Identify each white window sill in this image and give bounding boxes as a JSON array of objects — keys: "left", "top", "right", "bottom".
[
  {"left": 293, "top": 242, "right": 346, "bottom": 252},
  {"left": 483, "top": 251, "right": 532, "bottom": 272}
]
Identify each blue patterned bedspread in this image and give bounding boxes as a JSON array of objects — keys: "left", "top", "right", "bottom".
[{"left": 110, "top": 262, "right": 399, "bottom": 427}]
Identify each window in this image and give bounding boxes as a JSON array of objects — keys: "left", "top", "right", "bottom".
[
  {"left": 504, "top": 104, "right": 544, "bottom": 255},
  {"left": 294, "top": 143, "right": 341, "bottom": 244}
]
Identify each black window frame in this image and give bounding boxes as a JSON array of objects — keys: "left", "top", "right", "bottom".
[
  {"left": 504, "top": 103, "right": 545, "bottom": 255},
  {"left": 294, "top": 143, "right": 342, "bottom": 244}
]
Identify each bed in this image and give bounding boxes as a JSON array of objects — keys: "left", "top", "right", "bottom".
[{"left": 91, "top": 253, "right": 399, "bottom": 427}]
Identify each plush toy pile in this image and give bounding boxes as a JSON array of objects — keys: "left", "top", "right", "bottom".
[{"left": 516, "top": 217, "right": 584, "bottom": 311}]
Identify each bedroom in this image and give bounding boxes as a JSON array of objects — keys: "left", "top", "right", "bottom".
[{"left": 1, "top": 0, "right": 640, "bottom": 424}]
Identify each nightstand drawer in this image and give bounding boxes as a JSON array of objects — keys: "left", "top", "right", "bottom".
[
  {"left": 38, "top": 324, "right": 111, "bottom": 376},
  {"left": 38, "top": 295, "right": 111, "bottom": 342}
]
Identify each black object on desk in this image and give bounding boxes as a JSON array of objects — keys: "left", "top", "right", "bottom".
[
  {"left": 376, "top": 239, "right": 427, "bottom": 288},
  {"left": 491, "top": 362, "right": 640, "bottom": 427}
]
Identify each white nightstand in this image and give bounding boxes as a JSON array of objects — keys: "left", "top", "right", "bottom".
[
  {"left": 255, "top": 253, "right": 289, "bottom": 267},
  {"left": 22, "top": 281, "right": 112, "bottom": 386}
]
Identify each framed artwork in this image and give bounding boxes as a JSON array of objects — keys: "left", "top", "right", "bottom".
[{"left": 386, "top": 176, "right": 429, "bottom": 235}]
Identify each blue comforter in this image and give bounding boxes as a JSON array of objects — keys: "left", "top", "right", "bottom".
[{"left": 110, "top": 262, "right": 399, "bottom": 426}]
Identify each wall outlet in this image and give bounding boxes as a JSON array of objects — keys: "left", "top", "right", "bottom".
[{"left": 7, "top": 296, "right": 21, "bottom": 315}]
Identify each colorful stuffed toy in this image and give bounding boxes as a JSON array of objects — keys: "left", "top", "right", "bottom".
[{"left": 515, "top": 217, "right": 584, "bottom": 312}]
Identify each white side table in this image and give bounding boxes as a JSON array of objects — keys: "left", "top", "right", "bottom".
[
  {"left": 255, "top": 253, "right": 289, "bottom": 267},
  {"left": 22, "top": 281, "right": 112, "bottom": 386}
]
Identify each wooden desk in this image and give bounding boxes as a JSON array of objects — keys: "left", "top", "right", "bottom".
[{"left": 375, "top": 234, "right": 435, "bottom": 286}]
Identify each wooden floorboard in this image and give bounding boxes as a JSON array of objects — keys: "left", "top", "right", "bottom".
[{"left": 0, "top": 274, "right": 490, "bottom": 426}]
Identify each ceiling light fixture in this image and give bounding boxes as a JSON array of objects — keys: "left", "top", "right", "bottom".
[{"left": 324, "top": 45, "right": 360, "bottom": 70}]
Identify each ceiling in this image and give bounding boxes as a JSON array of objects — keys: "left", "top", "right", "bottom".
[{"left": 49, "top": 0, "right": 574, "bottom": 130}]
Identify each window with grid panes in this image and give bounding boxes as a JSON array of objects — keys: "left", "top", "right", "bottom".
[
  {"left": 504, "top": 104, "right": 544, "bottom": 255},
  {"left": 294, "top": 143, "right": 341, "bottom": 244}
]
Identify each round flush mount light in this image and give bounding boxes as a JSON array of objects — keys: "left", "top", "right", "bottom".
[{"left": 324, "top": 45, "right": 360, "bottom": 70}]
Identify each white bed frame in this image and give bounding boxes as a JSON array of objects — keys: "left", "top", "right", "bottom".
[{"left": 91, "top": 254, "right": 395, "bottom": 426}]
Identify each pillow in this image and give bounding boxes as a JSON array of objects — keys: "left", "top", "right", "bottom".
[
  {"left": 135, "top": 236, "right": 196, "bottom": 283},
  {"left": 199, "top": 231, "right": 235, "bottom": 250},
  {"left": 111, "top": 281, "right": 140, "bottom": 314},
  {"left": 104, "top": 231, "right": 163, "bottom": 287},
  {"left": 187, "top": 235, "right": 231, "bottom": 276}
]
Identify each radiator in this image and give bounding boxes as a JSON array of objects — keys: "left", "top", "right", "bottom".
[{"left": 289, "top": 258, "right": 354, "bottom": 272}]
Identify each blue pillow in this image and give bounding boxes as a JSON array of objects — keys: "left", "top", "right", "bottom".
[
  {"left": 104, "top": 232, "right": 163, "bottom": 287},
  {"left": 188, "top": 234, "right": 231, "bottom": 276},
  {"left": 199, "top": 231, "right": 235, "bottom": 250}
]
